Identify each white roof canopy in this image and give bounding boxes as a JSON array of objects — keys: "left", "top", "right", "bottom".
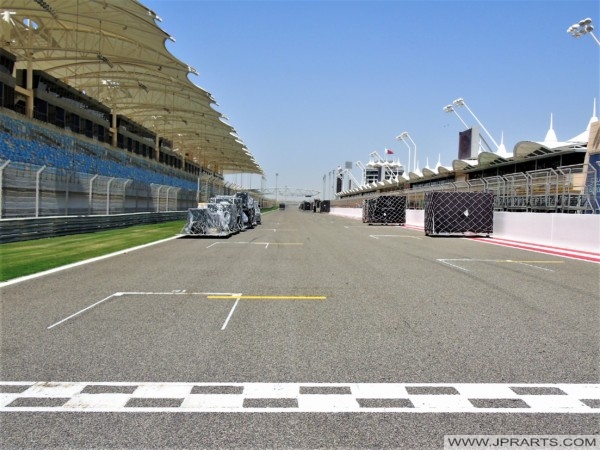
[{"left": 0, "top": 0, "right": 263, "bottom": 174}]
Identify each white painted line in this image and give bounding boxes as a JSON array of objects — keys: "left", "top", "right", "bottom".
[
  {"left": 0, "top": 236, "right": 180, "bottom": 288},
  {"left": 437, "top": 259, "right": 562, "bottom": 273},
  {"left": 221, "top": 295, "right": 242, "bottom": 330},
  {"left": 181, "top": 394, "right": 244, "bottom": 409},
  {"left": 1, "top": 382, "right": 597, "bottom": 413},
  {"left": 64, "top": 393, "right": 130, "bottom": 409},
  {"left": 133, "top": 384, "right": 193, "bottom": 398},
  {"left": 207, "top": 242, "right": 301, "bottom": 249},
  {"left": 514, "top": 261, "right": 555, "bottom": 272},
  {"left": 106, "top": 291, "right": 237, "bottom": 296},
  {"left": 253, "top": 242, "right": 302, "bottom": 246},
  {"left": 20, "top": 381, "right": 89, "bottom": 397},
  {"left": 47, "top": 293, "right": 122, "bottom": 329},
  {"left": 298, "top": 394, "right": 360, "bottom": 412},
  {"left": 437, "top": 259, "right": 470, "bottom": 272},
  {"left": 47, "top": 292, "right": 242, "bottom": 329},
  {"left": 206, "top": 242, "right": 249, "bottom": 248},
  {"left": 369, "top": 235, "right": 421, "bottom": 240},
  {"left": 409, "top": 394, "right": 474, "bottom": 411},
  {"left": 244, "top": 383, "right": 298, "bottom": 398}
]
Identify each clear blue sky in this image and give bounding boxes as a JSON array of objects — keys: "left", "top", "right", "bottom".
[{"left": 143, "top": 0, "right": 599, "bottom": 196}]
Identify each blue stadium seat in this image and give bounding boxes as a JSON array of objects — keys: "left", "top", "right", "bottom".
[{"left": 0, "top": 113, "right": 197, "bottom": 190}]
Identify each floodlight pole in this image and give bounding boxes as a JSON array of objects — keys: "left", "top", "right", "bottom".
[
  {"left": 452, "top": 98, "right": 499, "bottom": 150},
  {"left": 405, "top": 134, "right": 418, "bottom": 172},
  {"left": 396, "top": 135, "right": 411, "bottom": 174},
  {"left": 444, "top": 104, "right": 494, "bottom": 153},
  {"left": 396, "top": 131, "right": 418, "bottom": 172},
  {"left": 330, "top": 170, "right": 334, "bottom": 200},
  {"left": 396, "top": 131, "right": 416, "bottom": 173},
  {"left": 568, "top": 18, "right": 600, "bottom": 47},
  {"left": 443, "top": 104, "right": 469, "bottom": 129}
]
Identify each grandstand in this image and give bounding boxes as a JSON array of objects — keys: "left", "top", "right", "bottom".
[
  {"left": 0, "top": 1, "right": 265, "bottom": 220},
  {"left": 334, "top": 108, "right": 600, "bottom": 215}
]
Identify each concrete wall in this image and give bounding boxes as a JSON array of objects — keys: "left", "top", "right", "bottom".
[{"left": 330, "top": 207, "right": 600, "bottom": 253}]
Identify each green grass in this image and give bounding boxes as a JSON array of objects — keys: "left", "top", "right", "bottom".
[{"left": 0, "top": 220, "right": 186, "bottom": 282}]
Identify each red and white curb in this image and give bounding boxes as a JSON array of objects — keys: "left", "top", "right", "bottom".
[
  {"left": 400, "top": 224, "right": 599, "bottom": 263},
  {"left": 467, "top": 237, "right": 600, "bottom": 263}
]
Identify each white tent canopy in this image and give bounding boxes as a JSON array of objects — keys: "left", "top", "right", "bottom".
[{"left": 0, "top": 0, "right": 263, "bottom": 175}]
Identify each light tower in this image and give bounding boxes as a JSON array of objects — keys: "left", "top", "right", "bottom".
[
  {"left": 568, "top": 18, "right": 600, "bottom": 47},
  {"left": 452, "top": 98, "right": 499, "bottom": 151},
  {"left": 396, "top": 131, "right": 417, "bottom": 172}
]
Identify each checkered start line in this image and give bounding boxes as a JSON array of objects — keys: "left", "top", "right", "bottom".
[{"left": 1, "top": 382, "right": 599, "bottom": 413}]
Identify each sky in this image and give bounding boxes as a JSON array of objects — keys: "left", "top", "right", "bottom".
[{"left": 143, "top": 0, "right": 599, "bottom": 197}]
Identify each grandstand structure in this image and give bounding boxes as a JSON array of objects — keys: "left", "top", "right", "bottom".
[
  {"left": 0, "top": 0, "right": 266, "bottom": 219},
  {"left": 334, "top": 108, "right": 600, "bottom": 215}
]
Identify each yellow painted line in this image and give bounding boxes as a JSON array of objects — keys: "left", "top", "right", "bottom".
[{"left": 207, "top": 295, "right": 326, "bottom": 300}]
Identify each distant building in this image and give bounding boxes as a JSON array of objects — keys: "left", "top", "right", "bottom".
[{"left": 362, "top": 151, "right": 404, "bottom": 184}]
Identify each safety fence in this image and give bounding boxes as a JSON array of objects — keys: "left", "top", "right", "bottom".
[
  {"left": 0, "top": 159, "right": 237, "bottom": 219},
  {"left": 333, "top": 163, "right": 599, "bottom": 214}
]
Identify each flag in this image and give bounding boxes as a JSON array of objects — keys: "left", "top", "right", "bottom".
[{"left": 385, "top": 149, "right": 394, "bottom": 155}]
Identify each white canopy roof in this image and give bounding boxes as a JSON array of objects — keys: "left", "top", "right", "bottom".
[{"left": 0, "top": 0, "right": 263, "bottom": 174}]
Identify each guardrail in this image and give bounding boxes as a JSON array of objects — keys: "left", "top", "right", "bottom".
[{"left": 0, "top": 211, "right": 186, "bottom": 244}]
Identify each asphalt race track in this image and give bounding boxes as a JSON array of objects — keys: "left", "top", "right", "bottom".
[{"left": 1, "top": 208, "right": 599, "bottom": 449}]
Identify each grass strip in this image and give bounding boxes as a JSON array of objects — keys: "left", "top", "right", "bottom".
[{"left": 0, "top": 220, "right": 185, "bottom": 281}]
